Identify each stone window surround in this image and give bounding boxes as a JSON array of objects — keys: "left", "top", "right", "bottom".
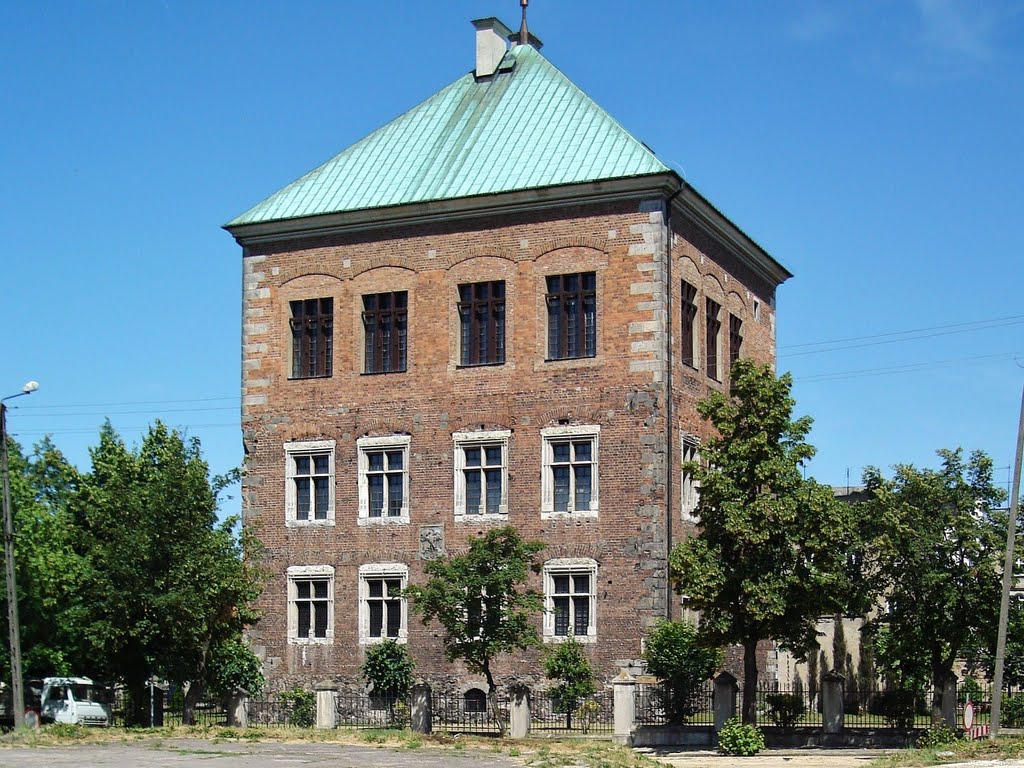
[
  {"left": 358, "top": 562, "right": 409, "bottom": 645},
  {"left": 283, "top": 439, "right": 336, "bottom": 528},
  {"left": 681, "top": 433, "right": 701, "bottom": 523},
  {"left": 357, "top": 435, "right": 411, "bottom": 526},
  {"left": 287, "top": 564, "right": 335, "bottom": 645},
  {"left": 542, "top": 557, "right": 598, "bottom": 643},
  {"left": 540, "top": 425, "right": 600, "bottom": 519},
  {"left": 452, "top": 429, "right": 511, "bottom": 522}
]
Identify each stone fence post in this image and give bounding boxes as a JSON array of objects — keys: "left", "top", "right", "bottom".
[
  {"left": 226, "top": 687, "right": 249, "bottom": 728},
  {"left": 314, "top": 680, "right": 338, "bottom": 730},
  {"left": 713, "top": 672, "right": 738, "bottom": 733},
  {"left": 410, "top": 683, "right": 432, "bottom": 734},
  {"left": 612, "top": 673, "right": 636, "bottom": 745},
  {"left": 822, "top": 671, "right": 845, "bottom": 734},
  {"left": 508, "top": 684, "right": 531, "bottom": 738},
  {"left": 942, "top": 672, "right": 958, "bottom": 729}
]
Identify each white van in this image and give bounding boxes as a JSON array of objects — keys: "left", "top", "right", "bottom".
[{"left": 40, "top": 677, "right": 112, "bottom": 726}]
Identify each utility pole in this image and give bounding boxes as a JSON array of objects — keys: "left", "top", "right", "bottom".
[
  {"left": 992, "top": 383, "right": 1024, "bottom": 739},
  {"left": 1, "top": 381, "right": 38, "bottom": 730}
]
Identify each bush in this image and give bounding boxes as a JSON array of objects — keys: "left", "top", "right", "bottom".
[
  {"left": 916, "top": 724, "right": 960, "bottom": 748},
  {"left": 643, "top": 621, "right": 721, "bottom": 724},
  {"left": 870, "top": 689, "right": 918, "bottom": 729},
  {"left": 1003, "top": 693, "right": 1024, "bottom": 728},
  {"left": 279, "top": 687, "right": 316, "bottom": 728},
  {"left": 717, "top": 716, "right": 765, "bottom": 756},
  {"left": 544, "top": 637, "right": 597, "bottom": 728},
  {"left": 765, "top": 692, "right": 806, "bottom": 730}
]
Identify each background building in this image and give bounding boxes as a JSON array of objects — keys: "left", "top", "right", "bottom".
[{"left": 225, "top": 17, "right": 790, "bottom": 690}]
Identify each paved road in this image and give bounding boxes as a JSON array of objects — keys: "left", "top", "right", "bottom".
[
  {"left": 641, "top": 748, "right": 891, "bottom": 768},
  {"left": 0, "top": 738, "right": 520, "bottom": 768}
]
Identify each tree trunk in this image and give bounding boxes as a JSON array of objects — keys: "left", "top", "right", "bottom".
[
  {"left": 482, "top": 660, "right": 506, "bottom": 737},
  {"left": 127, "top": 681, "right": 149, "bottom": 727},
  {"left": 931, "top": 665, "right": 947, "bottom": 726},
  {"left": 183, "top": 680, "right": 206, "bottom": 726},
  {"left": 742, "top": 638, "right": 759, "bottom": 725}
]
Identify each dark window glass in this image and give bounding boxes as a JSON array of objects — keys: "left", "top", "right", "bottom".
[
  {"left": 458, "top": 281, "right": 506, "bottom": 366},
  {"left": 293, "top": 452, "right": 330, "bottom": 520},
  {"left": 363, "top": 292, "right": 408, "bottom": 374},
  {"left": 549, "top": 439, "right": 595, "bottom": 513},
  {"left": 290, "top": 298, "right": 333, "bottom": 378},
  {"left": 729, "top": 314, "right": 743, "bottom": 367},
  {"left": 295, "top": 577, "right": 329, "bottom": 639},
  {"left": 550, "top": 571, "right": 592, "bottom": 637},
  {"left": 464, "top": 688, "right": 487, "bottom": 713},
  {"left": 546, "top": 273, "right": 596, "bottom": 360},
  {"left": 366, "top": 576, "right": 403, "bottom": 638},
  {"left": 461, "top": 442, "right": 504, "bottom": 515},
  {"left": 365, "top": 448, "right": 405, "bottom": 517},
  {"left": 681, "top": 281, "right": 697, "bottom": 368},
  {"left": 706, "top": 298, "right": 721, "bottom": 381}
]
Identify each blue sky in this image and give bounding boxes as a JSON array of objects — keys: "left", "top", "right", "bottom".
[{"left": 3, "top": 0, "right": 1022, "bottom": 516}]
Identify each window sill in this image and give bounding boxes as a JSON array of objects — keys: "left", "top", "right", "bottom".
[
  {"left": 456, "top": 361, "right": 506, "bottom": 370},
  {"left": 361, "top": 369, "right": 408, "bottom": 376},
  {"left": 358, "top": 515, "right": 411, "bottom": 527},
  {"left": 359, "top": 635, "right": 408, "bottom": 646},
  {"left": 288, "top": 636, "right": 333, "bottom": 646},
  {"left": 287, "top": 374, "right": 333, "bottom": 381},
  {"left": 454, "top": 512, "right": 509, "bottom": 524},
  {"left": 533, "top": 356, "right": 602, "bottom": 373},
  {"left": 285, "top": 518, "right": 336, "bottom": 529},
  {"left": 541, "top": 510, "right": 599, "bottom": 521},
  {"left": 543, "top": 633, "right": 597, "bottom": 644}
]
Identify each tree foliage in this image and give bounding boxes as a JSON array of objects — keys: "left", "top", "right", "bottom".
[
  {"left": 642, "top": 620, "right": 721, "bottom": 724},
  {"left": 668, "top": 359, "right": 859, "bottom": 723},
  {"left": 860, "top": 448, "right": 1005, "bottom": 721},
  {"left": 362, "top": 639, "right": 415, "bottom": 698},
  {"left": 2, "top": 421, "right": 262, "bottom": 724},
  {"left": 543, "top": 636, "right": 596, "bottom": 728},
  {"left": 404, "top": 525, "right": 543, "bottom": 735}
]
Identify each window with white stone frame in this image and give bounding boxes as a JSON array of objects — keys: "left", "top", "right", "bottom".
[
  {"left": 284, "top": 440, "right": 335, "bottom": 526},
  {"left": 540, "top": 425, "right": 599, "bottom": 518},
  {"left": 543, "top": 558, "right": 597, "bottom": 642},
  {"left": 681, "top": 435, "right": 701, "bottom": 522},
  {"left": 453, "top": 430, "right": 510, "bottom": 520},
  {"left": 359, "top": 564, "right": 408, "bottom": 644},
  {"left": 287, "top": 565, "right": 334, "bottom": 644},
  {"left": 357, "top": 436, "right": 410, "bottom": 525}
]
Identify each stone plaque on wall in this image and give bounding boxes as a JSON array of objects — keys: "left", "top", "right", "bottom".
[{"left": 419, "top": 525, "right": 444, "bottom": 560}]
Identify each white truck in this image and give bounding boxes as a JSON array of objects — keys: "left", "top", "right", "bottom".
[{"left": 39, "top": 677, "right": 112, "bottom": 726}]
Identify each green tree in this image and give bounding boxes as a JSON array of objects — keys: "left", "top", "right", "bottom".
[
  {"left": 0, "top": 436, "right": 87, "bottom": 679},
  {"left": 861, "top": 449, "right": 1005, "bottom": 722},
  {"left": 361, "top": 639, "right": 415, "bottom": 725},
  {"left": 67, "top": 421, "right": 262, "bottom": 724},
  {"left": 668, "top": 359, "right": 859, "bottom": 723},
  {"left": 404, "top": 526, "right": 543, "bottom": 736},
  {"left": 543, "top": 636, "right": 596, "bottom": 729},
  {"left": 642, "top": 621, "right": 721, "bottom": 724}
]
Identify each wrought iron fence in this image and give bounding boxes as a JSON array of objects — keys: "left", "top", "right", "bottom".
[
  {"left": 635, "top": 681, "right": 714, "bottom": 726},
  {"left": 431, "top": 687, "right": 508, "bottom": 734},
  {"left": 246, "top": 694, "right": 309, "bottom": 728},
  {"left": 335, "top": 688, "right": 411, "bottom": 729},
  {"left": 529, "top": 687, "right": 614, "bottom": 734}
]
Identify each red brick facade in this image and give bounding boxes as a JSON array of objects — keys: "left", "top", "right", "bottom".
[{"left": 233, "top": 190, "right": 784, "bottom": 691}]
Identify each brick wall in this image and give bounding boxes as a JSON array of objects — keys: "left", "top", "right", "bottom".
[{"left": 238, "top": 194, "right": 777, "bottom": 690}]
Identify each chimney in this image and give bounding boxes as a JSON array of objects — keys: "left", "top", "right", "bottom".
[{"left": 472, "top": 17, "right": 512, "bottom": 78}]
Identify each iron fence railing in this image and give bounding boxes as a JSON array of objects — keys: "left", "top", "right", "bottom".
[
  {"left": 635, "top": 681, "right": 714, "bottom": 726},
  {"left": 529, "top": 688, "right": 614, "bottom": 734},
  {"left": 335, "top": 688, "right": 411, "bottom": 729},
  {"left": 430, "top": 687, "right": 507, "bottom": 734}
]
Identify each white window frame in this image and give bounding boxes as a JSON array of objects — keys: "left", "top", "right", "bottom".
[
  {"left": 540, "top": 425, "right": 599, "bottom": 519},
  {"left": 543, "top": 558, "right": 597, "bottom": 643},
  {"left": 357, "top": 435, "right": 411, "bottom": 526},
  {"left": 358, "top": 563, "right": 409, "bottom": 645},
  {"left": 453, "top": 429, "right": 510, "bottom": 521},
  {"left": 284, "top": 439, "right": 336, "bottom": 527},
  {"left": 287, "top": 565, "right": 334, "bottom": 644},
  {"left": 681, "top": 434, "right": 701, "bottom": 522}
]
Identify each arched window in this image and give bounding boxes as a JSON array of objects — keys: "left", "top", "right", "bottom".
[{"left": 464, "top": 688, "right": 487, "bottom": 713}]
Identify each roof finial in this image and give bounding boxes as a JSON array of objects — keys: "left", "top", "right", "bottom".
[{"left": 519, "top": 0, "right": 529, "bottom": 46}]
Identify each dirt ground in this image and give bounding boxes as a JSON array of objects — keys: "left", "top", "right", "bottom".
[{"left": 641, "top": 747, "right": 892, "bottom": 768}]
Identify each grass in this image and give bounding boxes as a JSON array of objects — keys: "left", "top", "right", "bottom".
[
  {"left": 869, "top": 734, "right": 1024, "bottom": 767},
  {"left": 0, "top": 723, "right": 667, "bottom": 767}
]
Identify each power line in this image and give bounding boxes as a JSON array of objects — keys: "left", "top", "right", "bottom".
[
  {"left": 780, "top": 314, "right": 1024, "bottom": 350},
  {"left": 780, "top": 318, "right": 1024, "bottom": 359},
  {"left": 795, "top": 351, "right": 1019, "bottom": 384},
  {"left": 15, "top": 395, "right": 238, "bottom": 410},
  {"left": 12, "top": 405, "right": 237, "bottom": 419}
]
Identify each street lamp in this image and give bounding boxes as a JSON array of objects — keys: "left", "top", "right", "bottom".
[{"left": 1, "top": 380, "right": 38, "bottom": 730}]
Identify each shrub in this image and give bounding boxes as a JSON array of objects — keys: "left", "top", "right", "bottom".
[
  {"left": 916, "top": 724, "right": 961, "bottom": 748},
  {"left": 1003, "top": 693, "right": 1024, "bottom": 728},
  {"left": 717, "top": 716, "right": 765, "bottom": 756},
  {"left": 870, "top": 689, "right": 918, "bottom": 729},
  {"left": 279, "top": 687, "right": 316, "bottom": 728},
  {"left": 765, "top": 692, "right": 806, "bottom": 730},
  {"left": 544, "top": 636, "right": 597, "bottom": 728},
  {"left": 643, "top": 620, "right": 721, "bottom": 724}
]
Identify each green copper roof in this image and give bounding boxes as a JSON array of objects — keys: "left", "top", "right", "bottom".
[{"left": 227, "top": 44, "right": 670, "bottom": 227}]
